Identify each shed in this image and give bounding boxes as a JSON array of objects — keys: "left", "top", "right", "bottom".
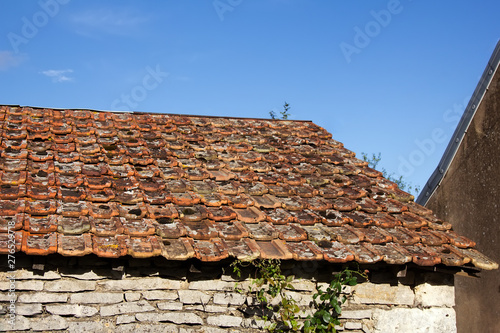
[{"left": 0, "top": 105, "right": 497, "bottom": 332}]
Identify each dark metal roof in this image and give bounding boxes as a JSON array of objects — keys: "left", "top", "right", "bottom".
[{"left": 417, "top": 40, "right": 500, "bottom": 206}]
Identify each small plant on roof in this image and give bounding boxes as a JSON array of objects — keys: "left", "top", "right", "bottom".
[{"left": 270, "top": 101, "right": 291, "bottom": 120}]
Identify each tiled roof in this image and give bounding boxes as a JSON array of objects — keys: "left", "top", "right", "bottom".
[{"left": 0, "top": 105, "right": 497, "bottom": 270}]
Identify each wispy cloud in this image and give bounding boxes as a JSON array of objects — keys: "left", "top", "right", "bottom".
[
  {"left": 40, "top": 69, "right": 74, "bottom": 82},
  {"left": 71, "top": 8, "right": 149, "bottom": 37},
  {"left": 0, "top": 51, "right": 26, "bottom": 71}
]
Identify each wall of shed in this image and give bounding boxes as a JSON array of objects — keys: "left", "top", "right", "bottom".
[
  {"left": 0, "top": 255, "right": 455, "bottom": 333},
  {"left": 426, "top": 65, "right": 500, "bottom": 333}
]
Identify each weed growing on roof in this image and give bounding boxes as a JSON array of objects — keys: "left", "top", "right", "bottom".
[
  {"left": 270, "top": 101, "right": 291, "bottom": 120},
  {"left": 230, "top": 260, "right": 366, "bottom": 332}
]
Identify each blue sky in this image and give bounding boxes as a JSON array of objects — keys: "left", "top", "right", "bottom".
[{"left": 1, "top": 0, "right": 499, "bottom": 195}]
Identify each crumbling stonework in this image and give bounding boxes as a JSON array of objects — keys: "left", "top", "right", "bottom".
[{"left": 0, "top": 255, "right": 456, "bottom": 332}]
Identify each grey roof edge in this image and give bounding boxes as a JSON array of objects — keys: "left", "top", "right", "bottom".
[{"left": 417, "top": 40, "right": 500, "bottom": 205}]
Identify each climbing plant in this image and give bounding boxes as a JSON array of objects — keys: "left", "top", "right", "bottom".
[
  {"left": 231, "top": 259, "right": 300, "bottom": 332},
  {"left": 230, "top": 260, "right": 367, "bottom": 332},
  {"left": 303, "top": 268, "right": 367, "bottom": 333}
]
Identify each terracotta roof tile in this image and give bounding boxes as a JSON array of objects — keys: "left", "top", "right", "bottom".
[
  {"left": 22, "top": 231, "right": 57, "bottom": 255},
  {"left": 0, "top": 213, "right": 24, "bottom": 232},
  {"left": 24, "top": 214, "right": 58, "bottom": 233},
  {"left": 0, "top": 106, "right": 496, "bottom": 270},
  {"left": 57, "top": 233, "right": 93, "bottom": 256},
  {"left": 92, "top": 235, "right": 128, "bottom": 258}
]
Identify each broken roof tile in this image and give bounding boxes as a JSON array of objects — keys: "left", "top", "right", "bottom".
[
  {"left": 405, "top": 245, "right": 441, "bottom": 266},
  {"left": 286, "top": 241, "right": 324, "bottom": 261},
  {"left": 0, "top": 230, "right": 23, "bottom": 254},
  {"left": 372, "top": 242, "right": 412, "bottom": 265},
  {"left": 190, "top": 238, "right": 229, "bottom": 262},
  {"left": 22, "top": 231, "right": 57, "bottom": 255},
  {"left": 223, "top": 238, "right": 260, "bottom": 260},
  {"left": 24, "top": 215, "right": 58, "bottom": 234},
  {"left": 274, "top": 223, "right": 307, "bottom": 242},
  {"left": 184, "top": 220, "right": 218, "bottom": 240},
  {"left": 384, "top": 226, "right": 420, "bottom": 245},
  {"left": 346, "top": 243, "right": 382, "bottom": 264},
  {"left": 120, "top": 217, "right": 155, "bottom": 236},
  {"left": 243, "top": 222, "right": 279, "bottom": 240},
  {"left": 155, "top": 219, "right": 187, "bottom": 239},
  {"left": 0, "top": 213, "right": 24, "bottom": 232},
  {"left": 214, "top": 221, "right": 248, "bottom": 240},
  {"left": 57, "top": 201, "right": 89, "bottom": 217},
  {"left": 317, "top": 240, "right": 354, "bottom": 263},
  {"left": 0, "top": 184, "right": 26, "bottom": 199}
]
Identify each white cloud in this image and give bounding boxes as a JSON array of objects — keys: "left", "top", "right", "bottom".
[
  {"left": 0, "top": 51, "right": 26, "bottom": 71},
  {"left": 41, "top": 69, "right": 74, "bottom": 82}
]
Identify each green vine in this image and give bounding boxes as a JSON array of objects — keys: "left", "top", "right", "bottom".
[
  {"left": 303, "top": 268, "right": 367, "bottom": 333},
  {"left": 231, "top": 259, "right": 300, "bottom": 331},
  {"left": 230, "top": 260, "right": 367, "bottom": 332}
]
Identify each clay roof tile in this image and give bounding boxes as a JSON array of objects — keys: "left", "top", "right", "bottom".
[{"left": 0, "top": 106, "right": 495, "bottom": 270}]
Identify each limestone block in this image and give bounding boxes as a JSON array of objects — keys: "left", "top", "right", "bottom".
[
  {"left": 125, "top": 292, "right": 141, "bottom": 302},
  {"left": 70, "top": 292, "right": 123, "bottom": 304},
  {"left": 185, "top": 305, "right": 230, "bottom": 313},
  {"left": 415, "top": 283, "right": 455, "bottom": 307},
  {"left": 30, "top": 315, "right": 68, "bottom": 331},
  {"left": 18, "top": 292, "right": 68, "bottom": 303},
  {"left": 116, "top": 323, "right": 178, "bottom": 333},
  {"left": 142, "top": 290, "right": 177, "bottom": 300},
  {"left": 372, "top": 307, "right": 456, "bottom": 333},
  {"left": 136, "top": 312, "right": 203, "bottom": 325},
  {"left": 290, "top": 279, "right": 316, "bottom": 291},
  {"left": 0, "top": 315, "right": 31, "bottom": 331},
  {"left": 352, "top": 283, "right": 414, "bottom": 305},
  {"left": 60, "top": 270, "right": 107, "bottom": 280},
  {"left": 345, "top": 321, "right": 363, "bottom": 330},
  {"left": 67, "top": 321, "right": 110, "bottom": 333},
  {"left": 157, "top": 302, "right": 183, "bottom": 311},
  {"left": 207, "top": 315, "right": 243, "bottom": 327},
  {"left": 116, "top": 314, "right": 136, "bottom": 325},
  {"left": 340, "top": 309, "right": 372, "bottom": 319},
  {"left": 99, "top": 278, "right": 181, "bottom": 291},
  {"left": 0, "top": 293, "right": 16, "bottom": 301},
  {"left": 178, "top": 290, "right": 211, "bottom": 304},
  {"left": 16, "top": 304, "right": 43, "bottom": 316},
  {"left": 0, "top": 280, "right": 43, "bottom": 291},
  {"left": 46, "top": 304, "right": 99, "bottom": 317},
  {"left": 10, "top": 270, "right": 61, "bottom": 280},
  {"left": 188, "top": 280, "right": 234, "bottom": 291},
  {"left": 100, "top": 300, "right": 155, "bottom": 317},
  {"left": 44, "top": 280, "right": 96, "bottom": 292},
  {"left": 180, "top": 327, "right": 227, "bottom": 333},
  {"left": 213, "top": 292, "right": 246, "bottom": 305},
  {"left": 241, "top": 318, "right": 270, "bottom": 329}
]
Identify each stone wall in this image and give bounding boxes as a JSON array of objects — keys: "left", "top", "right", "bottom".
[{"left": 0, "top": 255, "right": 456, "bottom": 332}]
